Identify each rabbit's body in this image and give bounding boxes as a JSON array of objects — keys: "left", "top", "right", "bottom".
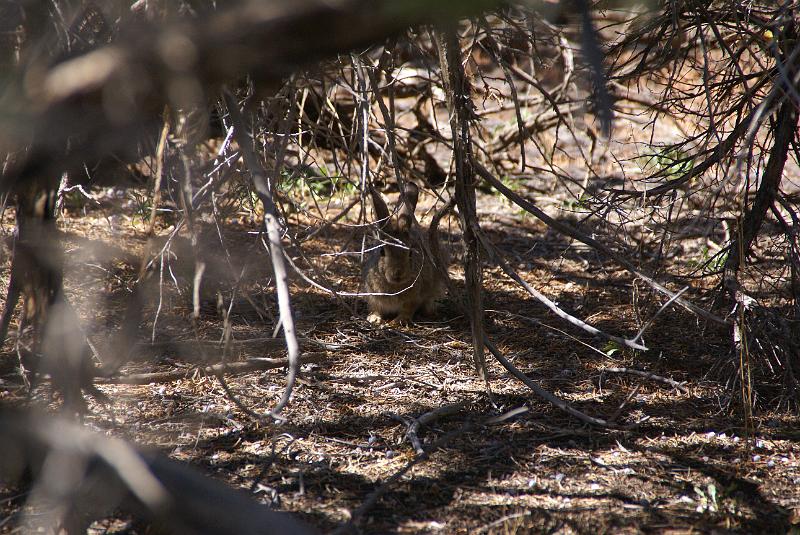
[{"left": 362, "top": 182, "right": 446, "bottom": 324}]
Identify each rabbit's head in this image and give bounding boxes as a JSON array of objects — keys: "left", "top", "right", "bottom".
[{"left": 370, "top": 182, "right": 420, "bottom": 285}]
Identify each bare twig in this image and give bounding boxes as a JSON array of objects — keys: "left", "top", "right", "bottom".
[
  {"left": 476, "top": 161, "right": 728, "bottom": 326},
  {"left": 145, "top": 109, "right": 170, "bottom": 237},
  {"left": 600, "top": 367, "right": 689, "bottom": 394},
  {"left": 608, "top": 383, "right": 641, "bottom": 423},
  {"left": 405, "top": 402, "right": 465, "bottom": 455},
  {"left": 475, "top": 227, "right": 649, "bottom": 351},
  {"left": 223, "top": 90, "right": 301, "bottom": 418},
  {"left": 484, "top": 338, "right": 633, "bottom": 429},
  {"left": 96, "top": 353, "right": 327, "bottom": 386},
  {"left": 723, "top": 97, "right": 797, "bottom": 291}
]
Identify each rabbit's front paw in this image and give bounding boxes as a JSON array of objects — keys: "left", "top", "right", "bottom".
[{"left": 367, "top": 312, "right": 384, "bottom": 324}]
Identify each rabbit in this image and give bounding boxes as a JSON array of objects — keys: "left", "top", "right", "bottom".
[{"left": 362, "top": 181, "right": 446, "bottom": 324}]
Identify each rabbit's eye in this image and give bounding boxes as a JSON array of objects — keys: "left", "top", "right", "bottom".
[{"left": 379, "top": 247, "right": 386, "bottom": 257}]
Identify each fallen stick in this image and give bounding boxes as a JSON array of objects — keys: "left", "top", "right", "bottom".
[
  {"left": 600, "top": 367, "right": 689, "bottom": 393},
  {"left": 97, "top": 352, "right": 327, "bottom": 385},
  {"left": 405, "top": 403, "right": 465, "bottom": 455}
]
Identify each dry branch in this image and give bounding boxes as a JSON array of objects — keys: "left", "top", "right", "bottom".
[
  {"left": 724, "top": 97, "right": 798, "bottom": 288},
  {"left": 600, "top": 367, "right": 689, "bottom": 394},
  {"left": 97, "top": 352, "right": 327, "bottom": 385},
  {"left": 475, "top": 226, "right": 648, "bottom": 351},
  {"left": 476, "top": 161, "right": 729, "bottom": 326},
  {"left": 224, "top": 90, "right": 301, "bottom": 417},
  {"left": 0, "top": 0, "right": 504, "bottom": 193},
  {"left": 0, "top": 409, "right": 317, "bottom": 534},
  {"left": 484, "top": 338, "right": 629, "bottom": 429},
  {"left": 405, "top": 402, "right": 465, "bottom": 455},
  {"left": 419, "top": 190, "right": 615, "bottom": 426},
  {"left": 436, "top": 29, "right": 487, "bottom": 379}
]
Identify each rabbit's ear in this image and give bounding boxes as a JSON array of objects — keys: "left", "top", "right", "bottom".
[
  {"left": 401, "top": 182, "right": 420, "bottom": 211},
  {"left": 370, "top": 187, "right": 391, "bottom": 227},
  {"left": 397, "top": 182, "right": 419, "bottom": 232}
]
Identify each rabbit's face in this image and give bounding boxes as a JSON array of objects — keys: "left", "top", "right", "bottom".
[
  {"left": 369, "top": 182, "right": 420, "bottom": 286},
  {"left": 379, "top": 240, "right": 413, "bottom": 285}
]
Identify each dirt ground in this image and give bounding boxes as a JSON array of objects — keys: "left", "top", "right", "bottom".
[{"left": 2, "top": 173, "right": 799, "bottom": 534}]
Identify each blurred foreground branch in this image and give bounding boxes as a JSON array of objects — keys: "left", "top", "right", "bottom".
[{"left": 0, "top": 409, "right": 317, "bottom": 534}]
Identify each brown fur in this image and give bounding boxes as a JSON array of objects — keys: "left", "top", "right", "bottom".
[{"left": 362, "top": 182, "right": 445, "bottom": 324}]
